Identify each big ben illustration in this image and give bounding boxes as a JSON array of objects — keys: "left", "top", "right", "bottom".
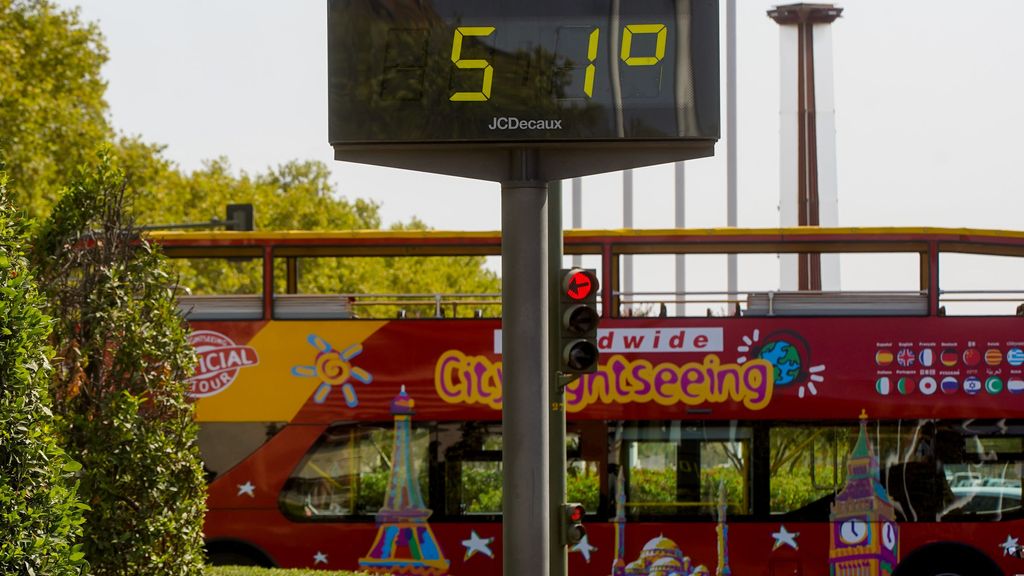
[{"left": 829, "top": 410, "right": 898, "bottom": 576}]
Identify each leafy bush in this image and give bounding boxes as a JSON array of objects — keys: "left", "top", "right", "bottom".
[
  {"left": 358, "top": 470, "right": 388, "bottom": 514},
  {"left": 0, "top": 174, "right": 87, "bottom": 574},
  {"left": 566, "top": 466, "right": 600, "bottom": 512},
  {"left": 770, "top": 466, "right": 839, "bottom": 513},
  {"left": 463, "top": 464, "right": 503, "bottom": 513},
  {"left": 33, "top": 152, "right": 206, "bottom": 575}
]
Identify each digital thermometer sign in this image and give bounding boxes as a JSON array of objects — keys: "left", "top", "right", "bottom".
[{"left": 328, "top": 0, "right": 719, "bottom": 146}]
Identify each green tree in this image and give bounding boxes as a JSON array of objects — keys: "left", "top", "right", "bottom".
[
  {"left": 0, "top": 0, "right": 111, "bottom": 217},
  {"left": 33, "top": 151, "right": 206, "bottom": 576},
  {"left": 122, "top": 156, "right": 500, "bottom": 311},
  {"left": 0, "top": 171, "right": 86, "bottom": 575},
  {"left": 0, "top": 0, "right": 499, "bottom": 305}
]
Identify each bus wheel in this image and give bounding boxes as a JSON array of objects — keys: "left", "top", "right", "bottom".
[
  {"left": 893, "top": 542, "right": 1002, "bottom": 576},
  {"left": 206, "top": 541, "right": 274, "bottom": 567}
]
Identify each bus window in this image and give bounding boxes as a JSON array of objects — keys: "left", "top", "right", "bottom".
[
  {"left": 168, "top": 256, "right": 263, "bottom": 296},
  {"left": 437, "top": 422, "right": 503, "bottom": 516},
  {"left": 198, "top": 422, "right": 284, "bottom": 482},
  {"left": 769, "top": 425, "right": 851, "bottom": 518},
  {"left": 271, "top": 255, "right": 501, "bottom": 319},
  {"left": 567, "top": 422, "right": 604, "bottom": 515},
  {"left": 773, "top": 420, "right": 1024, "bottom": 522},
  {"left": 170, "top": 255, "right": 264, "bottom": 320},
  {"left": 613, "top": 422, "right": 751, "bottom": 518},
  {"left": 624, "top": 251, "right": 921, "bottom": 318},
  {"left": 916, "top": 421, "right": 1022, "bottom": 521},
  {"left": 939, "top": 252, "right": 1024, "bottom": 316},
  {"left": 278, "top": 423, "right": 430, "bottom": 520},
  {"left": 430, "top": 422, "right": 603, "bottom": 518}
]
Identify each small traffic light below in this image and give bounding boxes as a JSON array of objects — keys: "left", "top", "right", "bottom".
[
  {"left": 562, "top": 503, "right": 587, "bottom": 547},
  {"left": 559, "top": 268, "right": 600, "bottom": 374}
]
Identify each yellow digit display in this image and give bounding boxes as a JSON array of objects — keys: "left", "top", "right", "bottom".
[
  {"left": 620, "top": 24, "right": 667, "bottom": 66},
  {"left": 328, "top": 0, "right": 721, "bottom": 144},
  {"left": 583, "top": 28, "right": 599, "bottom": 98},
  {"left": 449, "top": 26, "right": 495, "bottom": 102}
]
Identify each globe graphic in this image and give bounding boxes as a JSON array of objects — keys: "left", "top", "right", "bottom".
[{"left": 757, "top": 340, "right": 802, "bottom": 386}]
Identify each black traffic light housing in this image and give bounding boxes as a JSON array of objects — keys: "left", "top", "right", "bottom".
[
  {"left": 558, "top": 268, "right": 600, "bottom": 374},
  {"left": 225, "top": 203, "right": 254, "bottom": 231},
  {"left": 561, "top": 503, "right": 587, "bottom": 547}
]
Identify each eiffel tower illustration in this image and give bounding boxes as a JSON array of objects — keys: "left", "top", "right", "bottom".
[{"left": 359, "top": 386, "right": 449, "bottom": 575}]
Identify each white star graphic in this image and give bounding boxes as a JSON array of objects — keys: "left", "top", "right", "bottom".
[
  {"left": 772, "top": 525, "right": 799, "bottom": 551},
  {"left": 1001, "top": 534, "right": 1019, "bottom": 556},
  {"left": 313, "top": 551, "right": 328, "bottom": 565},
  {"left": 462, "top": 530, "right": 495, "bottom": 561},
  {"left": 236, "top": 481, "right": 255, "bottom": 497},
  {"left": 571, "top": 534, "right": 598, "bottom": 563}
]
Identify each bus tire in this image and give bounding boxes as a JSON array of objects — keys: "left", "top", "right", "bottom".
[
  {"left": 893, "top": 541, "right": 1002, "bottom": 576},
  {"left": 205, "top": 540, "right": 275, "bottom": 567}
]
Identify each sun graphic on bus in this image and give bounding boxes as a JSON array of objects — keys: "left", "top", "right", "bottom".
[
  {"left": 736, "top": 329, "right": 826, "bottom": 398},
  {"left": 291, "top": 334, "right": 373, "bottom": 408}
]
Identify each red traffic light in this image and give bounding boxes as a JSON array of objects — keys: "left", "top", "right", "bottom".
[
  {"left": 563, "top": 270, "right": 596, "bottom": 301},
  {"left": 569, "top": 504, "right": 585, "bottom": 523},
  {"left": 562, "top": 502, "right": 587, "bottom": 546},
  {"left": 558, "top": 269, "right": 600, "bottom": 375}
]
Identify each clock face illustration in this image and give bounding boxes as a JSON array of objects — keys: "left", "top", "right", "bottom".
[
  {"left": 882, "top": 521, "right": 897, "bottom": 550},
  {"left": 839, "top": 518, "right": 869, "bottom": 545}
]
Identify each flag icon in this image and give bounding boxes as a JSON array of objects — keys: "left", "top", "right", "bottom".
[
  {"left": 875, "top": 350, "right": 894, "bottom": 367},
  {"left": 919, "top": 377, "right": 937, "bottom": 396},
  {"left": 985, "top": 349, "right": 1003, "bottom": 366},
  {"left": 897, "top": 348, "right": 916, "bottom": 368},
  {"left": 985, "top": 377, "right": 1003, "bottom": 394},
  {"left": 940, "top": 348, "right": 958, "bottom": 367},
  {"left": 941, "top": 377, "right": 959, "bottom": 394},
  {"left": 963, "top": 376, "right": 982, "bottom": 395},
  {"left": 876, "top": 377, "right": 891, "bottom": 395},
  {"left": 918, "top": 348, "right": 934, "bottom": 367},
  {"left": 898, "top": 377, "right": 916, "bottom": 395},
  {"left": 1008, "top": 348, "right": 1024, "bottom": 367},
  {"left": 963, "top": 348, "right": 981, "bottom": 367},
  {"left": 1009, "top": 378, "right": 1024, "bottom": 394}
]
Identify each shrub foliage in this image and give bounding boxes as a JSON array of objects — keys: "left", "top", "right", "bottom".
[
  {"left": 0, "top": 173, "right": 86, "bottom": 574},
  {"left": 33, "top": 152, "right": 206, "bottom": 575}
]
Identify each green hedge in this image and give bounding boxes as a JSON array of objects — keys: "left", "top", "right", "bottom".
[
  {"left": 34, "top": 152, "right": 207, "bottom": 575},
  {"left": 0, "top": 174, "right": 86, "bottom": 574}
]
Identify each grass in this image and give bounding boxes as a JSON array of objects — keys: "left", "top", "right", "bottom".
[{"left": 206, "top": 568, "right": 368, "bottom": 576}]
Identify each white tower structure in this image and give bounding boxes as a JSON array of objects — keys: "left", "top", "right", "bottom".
[{"left": 769, "top": 4, "right": 842, "bottom": 292}]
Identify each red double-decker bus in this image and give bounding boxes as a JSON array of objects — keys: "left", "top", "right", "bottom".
[{"left": 154, "top": 226, "right": 1024, "bottom": 576}]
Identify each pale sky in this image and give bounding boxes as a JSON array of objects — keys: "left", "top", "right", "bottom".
[
  {"left": 51, "top": 0, "right": 1024, "bottom": 229},
  {"left": 51, "top": 0, "right": 1024, "bottom": 307}
]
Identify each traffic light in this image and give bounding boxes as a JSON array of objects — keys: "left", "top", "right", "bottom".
[
  {"left": 558, "top": 268, "right": 600, "bottom": 374},
  {"left": 562, "top": 503, "right": 587, "bottom": 546},
  {"left": 225, "top": 203, "right": 254, "bottom": 231}
]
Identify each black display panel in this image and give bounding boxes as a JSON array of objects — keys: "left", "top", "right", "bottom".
[{"left": 328, "top": 0, "right": 719, "bottom": 146}]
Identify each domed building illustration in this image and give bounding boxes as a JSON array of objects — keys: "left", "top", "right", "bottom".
[
  {"left": 649, "top": 556, "right": 684, "bottom": 575},
  {"left": 610, "top": 470, "right": 727, "bottom": 576}
]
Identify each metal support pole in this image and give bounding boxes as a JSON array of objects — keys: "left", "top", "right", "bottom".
[
  {"left": 571, "top": 177, "right": 582, "bottom": 268},
  {"left": 623, "top": 169, "right": 634, "bottom": 315},
  {"left": 548, "top": 180, "right": 567, "bottom": 576},
  {"left": 726, "top": 0, "right": 739, "bottom": 314},
  {"left": 502, "top": 150, "right": 550, "bottom": 576},
  {"left": 675, "top": 162, "right": 686, "bottom": 316}
]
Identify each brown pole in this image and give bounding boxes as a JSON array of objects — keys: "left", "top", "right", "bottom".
[{"left": 768, "top": 4, "right": 842, "bottom": 291}]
